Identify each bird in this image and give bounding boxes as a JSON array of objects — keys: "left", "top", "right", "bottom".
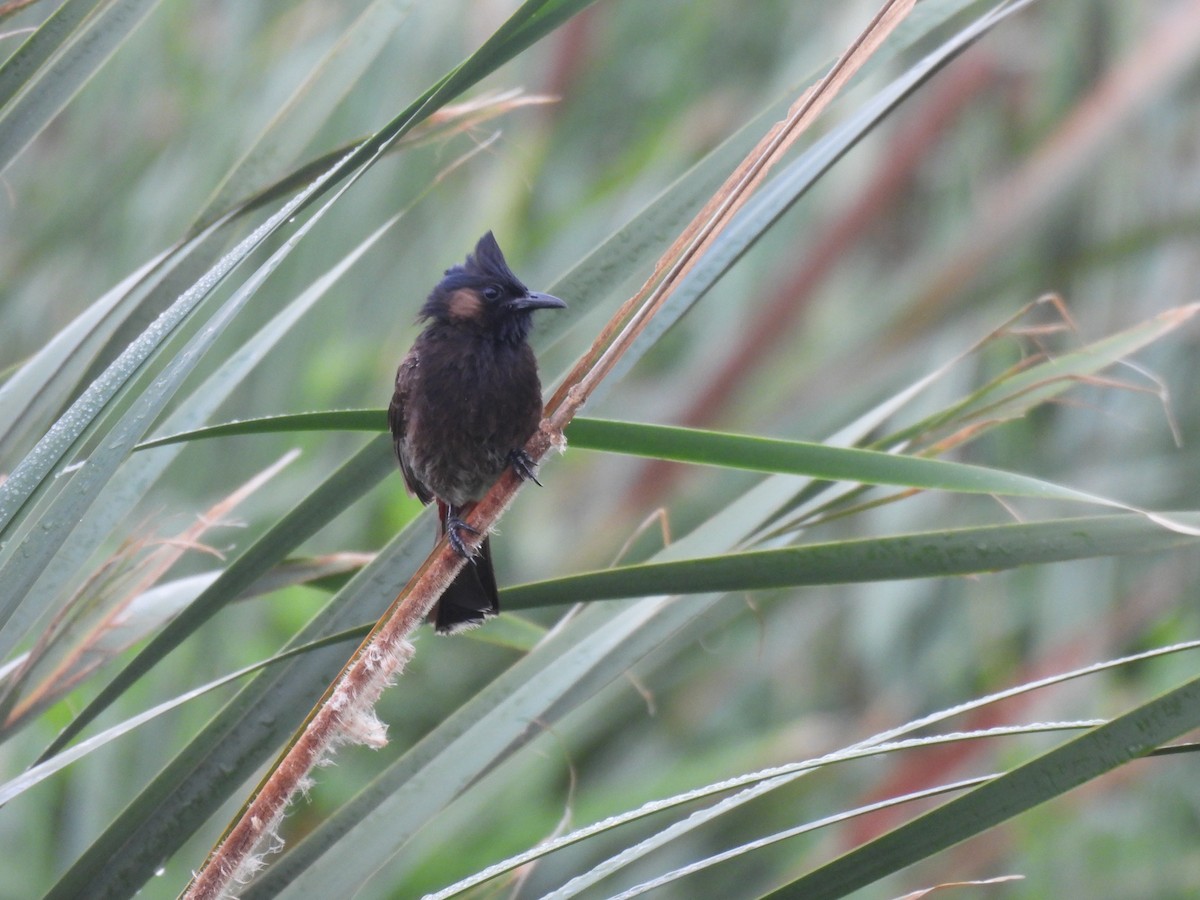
[{"left": 388, "top": 231, "right": 566, "bottom": 633}]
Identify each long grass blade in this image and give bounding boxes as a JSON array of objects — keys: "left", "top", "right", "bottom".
[{"left": 504, "top": 513, "right": 1200, "bottom": 608}]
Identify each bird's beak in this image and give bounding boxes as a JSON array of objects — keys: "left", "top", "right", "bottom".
[{"left": 512, "top": 291, "right": 566, "bottom": 312}]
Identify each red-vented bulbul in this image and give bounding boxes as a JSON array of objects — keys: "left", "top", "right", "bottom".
[{"left": 388, "top": 231, "right": 565, "bottom": 633}]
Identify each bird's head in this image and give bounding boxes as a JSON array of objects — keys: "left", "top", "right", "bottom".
[{"left": 420, "top": 231, "right": 565, "bottom": 344}]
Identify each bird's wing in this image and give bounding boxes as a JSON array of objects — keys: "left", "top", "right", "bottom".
[{"left": 389, "top": 351, "right": 433, "bottom": 504}]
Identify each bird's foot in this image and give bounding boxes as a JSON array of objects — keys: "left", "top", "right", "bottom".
[
  {"left": 445, "top": 512, "right": 481, "bottom": 558},
  {"left": 509, "top": 449, "right": 542, "bottom": 487}
]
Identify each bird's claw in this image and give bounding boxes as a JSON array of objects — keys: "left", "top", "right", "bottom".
[
  {"left": 509, "top": 449, "right": 542, "bottom": 487},
  {"left": 446, "top": 513, "right": 480, "bottom": 558}
]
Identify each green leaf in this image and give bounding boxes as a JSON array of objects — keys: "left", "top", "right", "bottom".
[
  {"left": 136, "top": 410, "right": 387, "bottom": 449},
  {"left": 140, "top": 412, "right": 1153, "bottom": 515},
  {"left": 503, "top": 513, "right": 1200, "bottom": 609},
  {"left": 567, "top": 418, "right": 1132, "bottom": 507}
]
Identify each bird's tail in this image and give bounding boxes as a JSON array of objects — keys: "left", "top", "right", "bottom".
[{"left": 433, "top": 502, "right": 500, "bottom": 634}]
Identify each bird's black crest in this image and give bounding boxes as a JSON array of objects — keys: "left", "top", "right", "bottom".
[
  {"left": 466, "top": 232, "right": 526, "bottom": 290},
  {"left": 429, "top": 231, "right": 527, "bottom": 304}
]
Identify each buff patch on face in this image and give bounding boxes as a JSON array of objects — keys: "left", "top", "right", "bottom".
[{"left": 446, "top": 289, "right": 485, "bottom": 321}]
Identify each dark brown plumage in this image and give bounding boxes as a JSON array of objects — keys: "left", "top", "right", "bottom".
[{"left": 388, "top": 232, "right": 565, "bottom": 633}]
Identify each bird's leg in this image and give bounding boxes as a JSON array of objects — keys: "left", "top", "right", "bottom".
[
  {"left": 444, "top": 504, "right": 481, "bottom": 558},
  {"left": 508, "top": 448, "right": 543, "bottom": 487}
]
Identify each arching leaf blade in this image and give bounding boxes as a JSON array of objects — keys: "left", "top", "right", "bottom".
[{"left": 503, "top": 514, "right": 1200, "bottom": 609}]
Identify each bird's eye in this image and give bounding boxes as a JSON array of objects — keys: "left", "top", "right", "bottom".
[{"left": 482, "top": 285, "right": 502, "bottom": 301}]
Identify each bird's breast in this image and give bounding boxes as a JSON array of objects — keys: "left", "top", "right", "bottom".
[{"left": 402, "top": 335, "right": 544, "bottom": 506}]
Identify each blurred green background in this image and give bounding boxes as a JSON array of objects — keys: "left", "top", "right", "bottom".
[{"left": 2, "top": 0, "right": 1200, "bottom": 897}]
